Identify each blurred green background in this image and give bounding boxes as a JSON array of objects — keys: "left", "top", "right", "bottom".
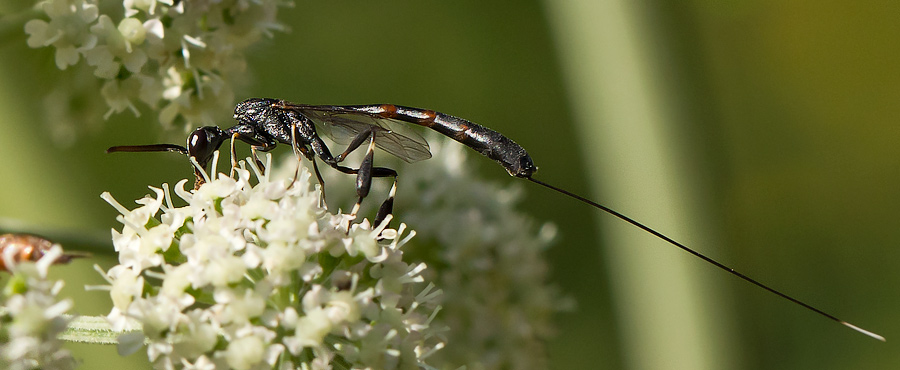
[{"left": 1, "top": 1, "right": 898, "bottom": 369}]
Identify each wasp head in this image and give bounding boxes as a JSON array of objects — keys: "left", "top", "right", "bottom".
[{"left": 186, "top": 126, "right": 229, "bottom": 170}]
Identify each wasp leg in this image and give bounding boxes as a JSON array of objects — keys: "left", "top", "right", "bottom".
[
  {"left": 334, "top": 127, "right": 377, "bottom": 163},
  {"left": 328, "top": 163, "right": 397, "bottom": 228},
  {"left": 348, "top": 132, "right": 377, "bottom": 220},
  {"left": 249, "top": 147, "right": 265, "bottom": 171},
  {"left": 286, "top": 121, "right": 307, "bottom": 189},
  {"left": 307, "top": 158, "right": 328, "bottom": 208},
  {"left": 334, "top": 130, "right": 399, "bottom": 228},
  {"left": 246, "top": 139, "right": 277, "bottom": 170},
  {"left": 225, "top": 126, "right": 276, "bottom": 176},
  {"left": 280, "top": 132, "right": 328, "bottom": 207},
  {"left": 373, "top": 178, "right": 397, "bottom": 228},
  {"left": 229, "top": 132, "right": 241, "bottom": 176}
]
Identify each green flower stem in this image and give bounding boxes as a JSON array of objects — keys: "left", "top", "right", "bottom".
[{"left": 544, "top": 1, "right": 737, "bottom": 369}]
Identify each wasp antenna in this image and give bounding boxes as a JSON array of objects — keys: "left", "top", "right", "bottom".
[
  {"left": 525, "top": 176, "right": 883, "bottom": 341},
  {"left": 107, "top": 144, "right": 189, "bottom": 155}
]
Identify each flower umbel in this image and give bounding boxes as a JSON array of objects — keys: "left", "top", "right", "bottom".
[
  {"left": 24, "top": 0, "right": 291, "bottom": 132},
  {"left": 300, "top": 136, "right": 568, "bottom": 370},
  {"left": 99, "top": 155, "right": 444, "bottom": 369},
  {"left": 0, "top": 244, "right": 77, "bottom": 370}
]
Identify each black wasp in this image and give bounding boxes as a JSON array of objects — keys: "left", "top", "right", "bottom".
[{"left": 108, "top": 97, "right": 883, "bottom": 341}]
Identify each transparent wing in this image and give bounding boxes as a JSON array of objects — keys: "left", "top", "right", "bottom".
[{"left": 288, "top": 105, "right": 432, "bottom": 163}]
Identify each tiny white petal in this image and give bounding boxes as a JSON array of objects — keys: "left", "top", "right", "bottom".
[
  {"left": 182, "top": 35, "right": 206, "bottom": 48},
  {"left": 224, "top": 335, "right": 265, "bottom": 370},
  {"left": 117, "top": 331, "right": 147, "bottom": 356},
  {"left": 144, "top": 18, "right": 164, "bottom": 39}
]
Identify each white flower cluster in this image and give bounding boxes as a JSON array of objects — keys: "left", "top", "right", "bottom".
[
  {"left": 306, "top": 137, "right": 568, "bottom": 370},
  {"left": 24, "top": 0, "right": 289, "bottom": 129},
  {"left": 0, "top": 246, "right": 77, "bottom": 370},
  {"left": 99, "top": 156, "right": 444, "bottom": 370}
]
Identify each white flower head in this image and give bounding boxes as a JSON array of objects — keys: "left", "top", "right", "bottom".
[
  {"left": 24, "top": 0, "right": 99, "bottom": 69},
  {"left": 309, "top": 136, "right": 569, "bottom": 369},
  {"left": 0, "top": 245, "right": 77, "bottom": 370},
  {"left": 24, "top": 0, "right": 291, "bottom": 132},
  {"left": 84, "top": 15, "right": 150, "bottom": 79},
  {"left": 100, "top": 154, "right": 444, "bottom": 369}
]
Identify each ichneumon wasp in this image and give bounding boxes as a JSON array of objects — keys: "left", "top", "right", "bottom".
[{"left": 108, "top": 97, "right": 884, "bottom": 341}]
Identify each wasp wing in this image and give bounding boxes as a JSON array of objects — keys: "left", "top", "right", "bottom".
[{"left": 286, "top": 104, "right": 432, "bottom": 163}]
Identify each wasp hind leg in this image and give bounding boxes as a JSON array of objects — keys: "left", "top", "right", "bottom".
[{"left": 329, "top": 130, "right": 399, "bottom": 229}]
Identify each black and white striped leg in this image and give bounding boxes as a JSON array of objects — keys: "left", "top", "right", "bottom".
[
  {"left": 343, "top": 131, "right": 398, "bottom": 227},
  {"left": 328, "top": 162, "right": 398, "bottom": 226},
  {"left": 349, "top": 132, "right": 378, "bottom": 220},
  {"left": 373, "top": 179, "right": 397, "bottom": 227},
  {"left": 335, "top": 127, "right": 376, "bottom": 163}
]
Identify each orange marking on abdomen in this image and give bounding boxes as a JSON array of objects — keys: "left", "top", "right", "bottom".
[{"left": 379, "top": 104, "right": 398, "bottom": 118}]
